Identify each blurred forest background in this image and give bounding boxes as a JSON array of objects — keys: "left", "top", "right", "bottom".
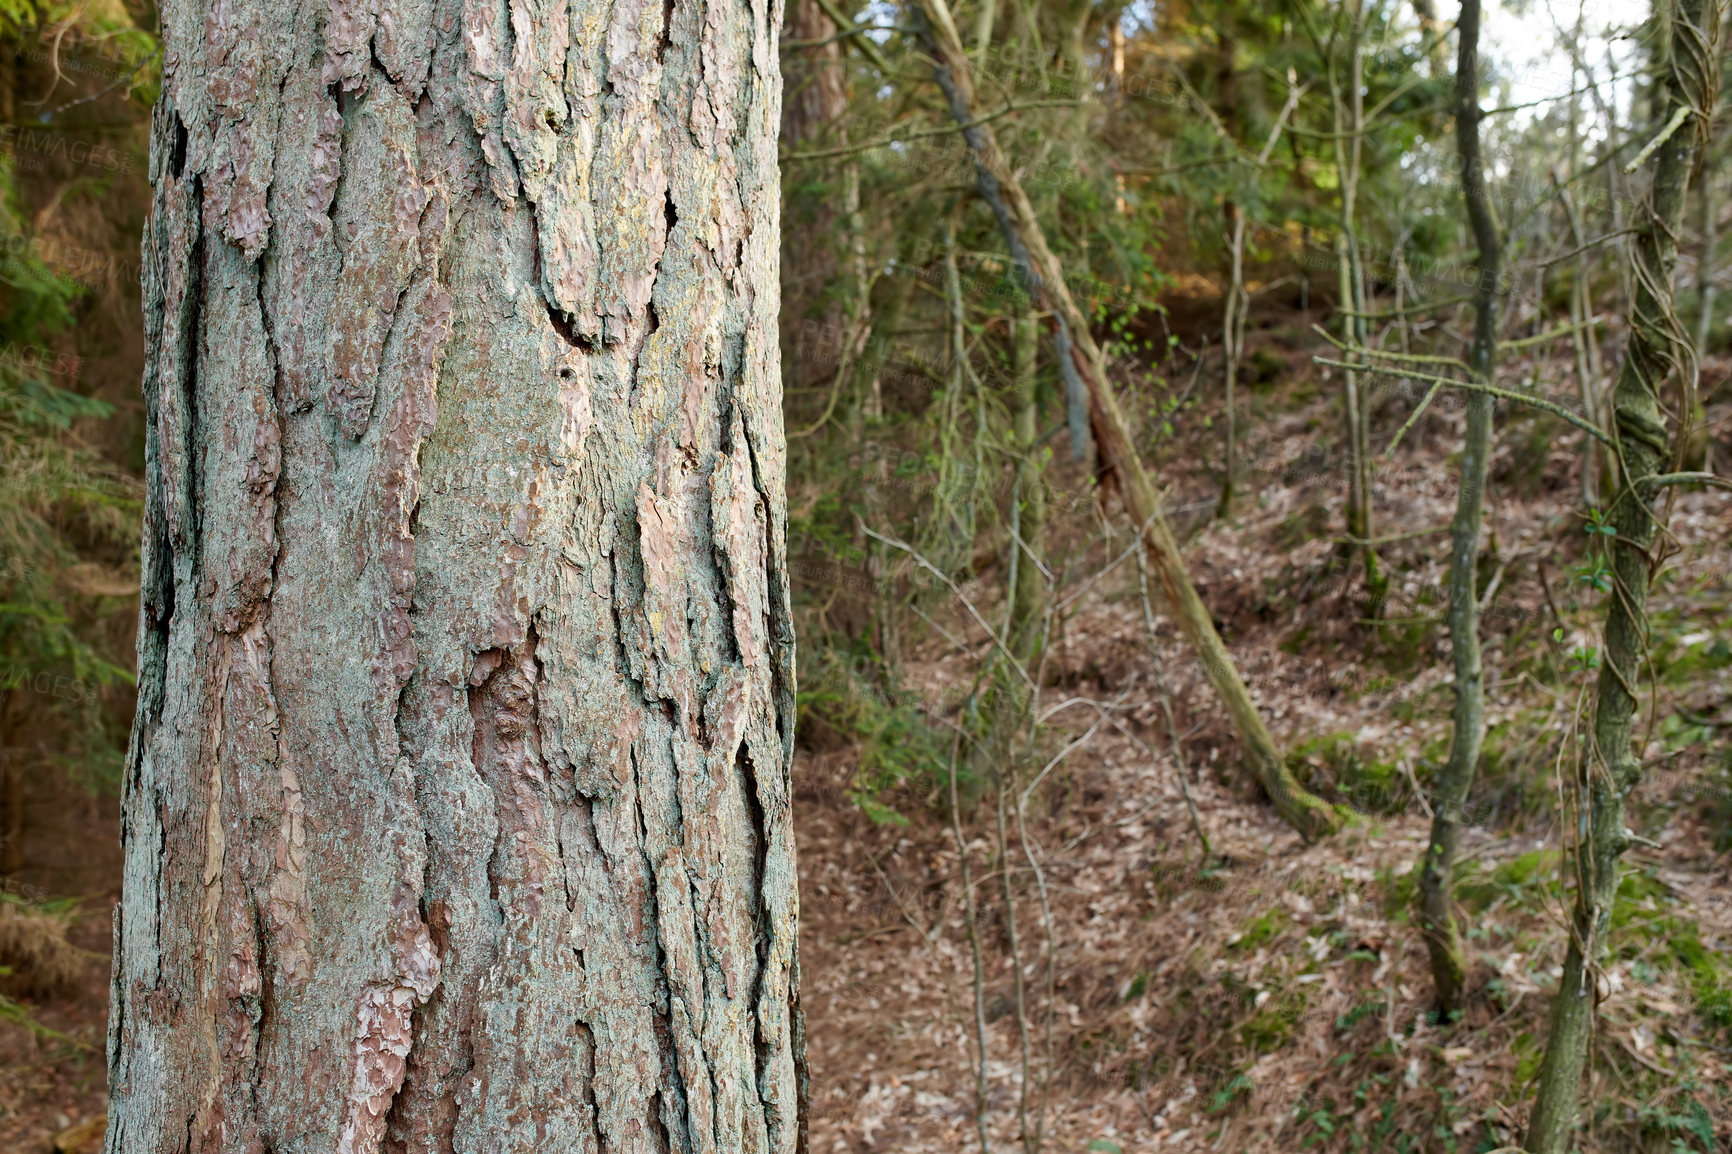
[{"left": 0, "top": 0, "right": 1730, "bottom": 1149}]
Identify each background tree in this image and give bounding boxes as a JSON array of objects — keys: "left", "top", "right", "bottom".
[
  {"left": 1415, "top": 0, "right": 1500, "bottom": 1019},
  {"left": 1526, "top": 0, "right": 1722, "bottom": 1145}
]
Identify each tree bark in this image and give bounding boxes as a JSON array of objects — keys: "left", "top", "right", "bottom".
[
  {"left": 1008, "top": 305, "right": 1046, "bottom": 669},
  {"left": 914, "top": 0, "right": 1342, "bottom": 841},
  {"left": 1525, "top": 0, "right": 1718, "bottom": 1146},
  {"left": 1416, "top": 0, "right": 1499, "bottom": 1020},
  {"left": 107, "top": 5, "right": 804, "bottom": 1153}
]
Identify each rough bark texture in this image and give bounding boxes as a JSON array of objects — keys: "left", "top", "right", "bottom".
[
  {"left": 1525, "top": 0, "right": 1717, "bottom": 1146},
  {"left": 1416, "top": 0, "right": 1498, "bottom": 1019},
  {"left": 107, "top": 2, "right": 804, "bottom": 1151},
  {"left": 914, "top": 0, "right": 1342, "bottom": 842}
]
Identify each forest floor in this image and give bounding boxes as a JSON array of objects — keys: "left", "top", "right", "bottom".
[
  {"left": 2, "top": 314, "right": 1730, "bottom": 1154},
  {"left": 796, "top": 312, "right": 1732, "bottom": 1153}
]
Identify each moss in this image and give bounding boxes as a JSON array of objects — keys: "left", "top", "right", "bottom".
[
  {"left": 1606, "top": 867, "right": 1732, "bottom": 1034},
  {"left": 1241, "top": 987, "right": 1310, "bottom": 1053},
  {"left": 1512, "top": 1030, "right": 1543, "bottom": 1085},
  {"left": 1286, "top": 732, "right": 1411, "bottom": 816},
  {"left": 1229, "top": 906, "right": 1291, "bottom": 952}
]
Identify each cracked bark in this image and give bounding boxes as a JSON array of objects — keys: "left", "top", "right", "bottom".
[{"left": 107, "top": 1, "right": 803, "bottom": 1152}]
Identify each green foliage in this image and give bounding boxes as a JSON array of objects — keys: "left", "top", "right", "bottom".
[
  {"left": 1287, "top": 731, "right": 1414, "bottom": 816},
  {"left": 0, "top": 9, "right": 149, "bottom": 796},
  {"left": 1241, "top": 986, "right": 1309, "bottom": 1053},
  {"left": 1228, "top": 906, "right": 1290, "bottom": 951},
  {"left": 796, "top": 649, "right": 953, "bottom": 824}
]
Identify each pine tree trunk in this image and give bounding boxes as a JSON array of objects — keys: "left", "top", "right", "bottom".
[
  {"left": 1416, "top": 0, "right": 1498, "bottom": 1019},
  {"left": 107, "top": 5, "right": 804, "bottom": 1152},
  {"left": 1525, "top": 0, "right": 1718, "bottom": 1146}
]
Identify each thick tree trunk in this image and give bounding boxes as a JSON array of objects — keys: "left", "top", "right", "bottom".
[
  {"left": 1525, "top": 0, "right": 1718, "bottom": 1146},
  {"left": 108, "top": 5, "right": 803, "bottom": 1153},
  {"left": 1416, "top": 0, "right": 1499, "bottom": 1019}
]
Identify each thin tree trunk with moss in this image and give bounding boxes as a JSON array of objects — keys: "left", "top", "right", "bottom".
[
  {"left": 1688, "top": 132, "right": 1718, "bottom": 467},
  {"left": 1220, "top": 205, "right": 1247, "bottom": 519},
  {"left": 916, "top": 0, "right": 1342, "bottom": 841},
  {"left": 1526, "top": 0, "right": 1718, "bottom": 1147},
  {"left": 1325, "top": 0, "right": 1388, "bottom": 614},
  {"left": 1417, "top": 0, "right": 1499, "bottom": 1020},
  {"left": 106, "top": 4, "right": 804, "bottom": 1150},
  {"left": 1559, "top": 178, "right": 1603, "bottom": 505},
  {"left": 1009, "top": 306, "right": 1047, "bottom": 667}
]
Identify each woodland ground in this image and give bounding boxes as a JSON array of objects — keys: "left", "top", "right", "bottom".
[{"left": 1, "top": 297, "right": 1729, "bottom": 1153}]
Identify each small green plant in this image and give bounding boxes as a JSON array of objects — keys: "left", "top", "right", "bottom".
[{"left": 1207, "top": 1070, "right": 1254, "bottom": 1114}]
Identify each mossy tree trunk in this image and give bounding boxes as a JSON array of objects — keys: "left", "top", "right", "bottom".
[
  {"left": 106, "top": 3, "right": 804, "bottom": 1151},
  {"left": 1322, "top": 0, "right": 1388, "bottom": 615},
  {"left": 1008, "top": 305, "right": 1047, "bottom": 670},
  {"left": 1525, "top": 0, "right": 1719, "bottom": 1147},
  {"left": 1416, "top": 0, "right": 1500, "bottom": 1020}
]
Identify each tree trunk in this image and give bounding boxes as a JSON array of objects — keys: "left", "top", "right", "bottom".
[
  {"left": 1008, "top": 305, "right": 1047, "bottom": 668},
  {"left": 1326, "top": 1, "right": 1387, "bottom": 616},
  {"left": 1409, "top": 0, "right": 1448, "bottom": 77},
  {"left": 782, "top": 0, "right": 852, "bottom": 406},
  {"left": 1525, "top": 0, "right": 1718, "bottom": 1146},
  {"left": 1416, "top": 0, "right": 1499, "bottom": 1020},
  {"left": 107, "top": 6, "right": 804, "bottom": 1153},
  {"left": 1216, "top": 27, "right": 1240, "bottom": 519},
  {"left": 915, "top": 0, "right": 1342, "bottom": 842},
  {"left": 0, "top": 720, "right": 22, "bottom": 875}
]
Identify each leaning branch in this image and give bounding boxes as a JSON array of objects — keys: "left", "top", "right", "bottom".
[{"left": 811, "top": 0, "right": 894, "bottom": 73}]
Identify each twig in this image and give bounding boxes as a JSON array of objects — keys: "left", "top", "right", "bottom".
[
  {"left": 782, "top": 98, "right": 1085, "bottom": 162},
  {"left": 1498, "top": 316, "right": 1605, "bottom": 350},
  {"left": 811, "top": 0, "right": 894, "bottom": 72},
  {"left": 1312, "top": 357, "right": 1617, "bottom": 445},
  {"left": 861, "top": 520, "right": 1036, "bottom": 690},
  {"left": 1623, "top": 103, "right": 1693, "bottom": 173}
]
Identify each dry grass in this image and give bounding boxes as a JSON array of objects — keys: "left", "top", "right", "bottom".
[{"left": 0, "top": 897, "right": 90, "bottom": 995}]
